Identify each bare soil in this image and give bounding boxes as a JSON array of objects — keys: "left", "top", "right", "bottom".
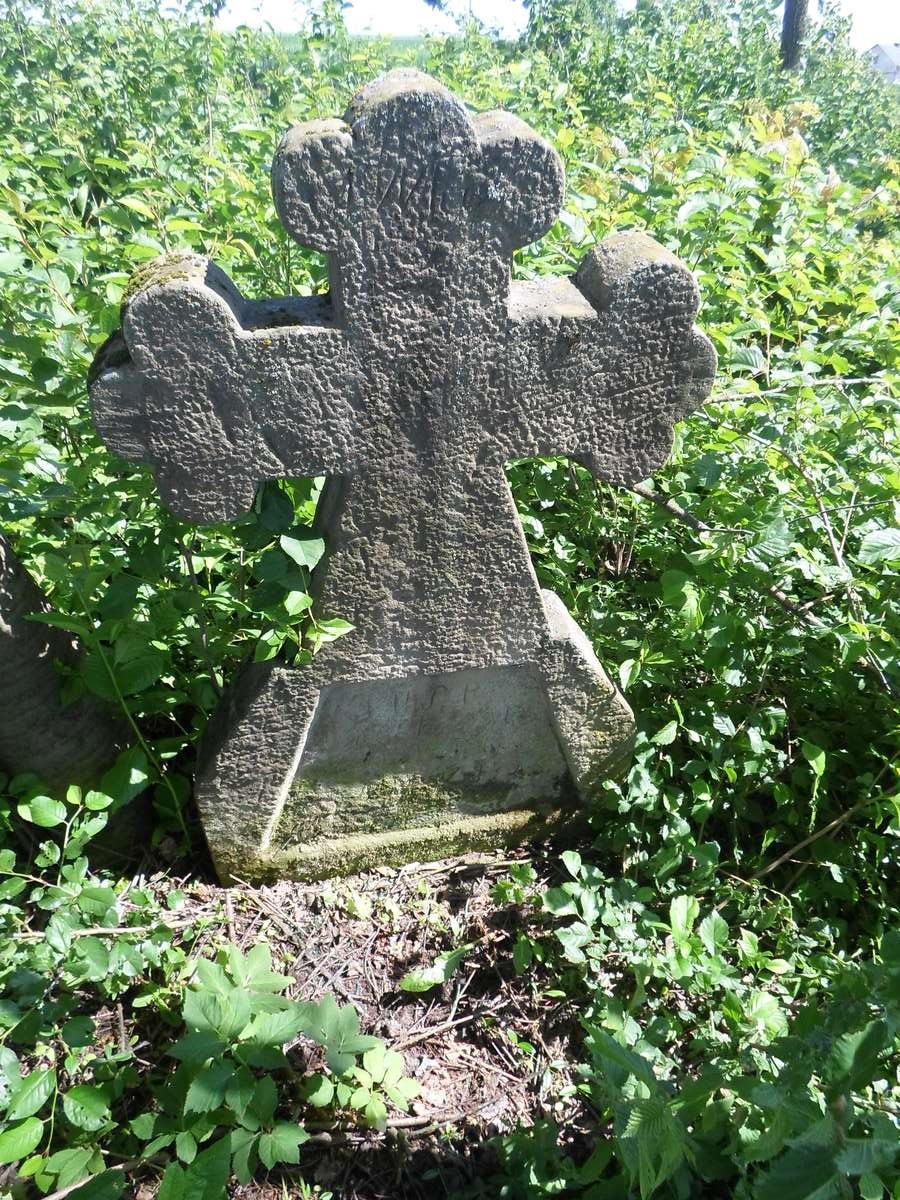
[{"left": 140, "top": 848, "right": 587, "bottom": 1199}]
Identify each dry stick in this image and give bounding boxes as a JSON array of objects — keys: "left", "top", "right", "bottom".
[
  {"left": 838, "top": 486, "right": 860, "bottom": 557},
  {"left": 35, "top": 1179, "right": 115, "bottom": 1200},
  {"left": 393, "top": 1011, "right": 480, "bottom": 1049},
  {"left": 754, "top": 802, "right": 863, "bottom": 881},
  {"left": 38, "top": 1152, "right": 172, "bottom": 1200},
  {"left": 230, "top": 877, "right": 300, "bottom": 940},
  {"left": 15, "top": 921, "right": 192, "bottom": 942},
  {"left": 224, "top": 889, "right": 236, "bottom": 943},
  {"left": 717, "top": 767, "right": 899, "bottom": 909},
  {"left": 306, "top": 1102, "right": 492, "bottom": 1138},
  {"left": 629, "top": 482, "right": 826, "bottom": 628},
  {"left": 115, "top": 1003, "right": 128, "bottom": 1055},
  {"left": 711, "top": 375, "right": 892, "bottom": 402}
]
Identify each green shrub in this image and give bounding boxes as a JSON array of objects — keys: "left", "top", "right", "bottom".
[{"left": 0, "top": 0, "right": 897, "bottom": 1194}]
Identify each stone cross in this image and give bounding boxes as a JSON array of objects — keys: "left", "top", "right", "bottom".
[{"left": 90, "top": 70, "right": 716, "bottom": 882}]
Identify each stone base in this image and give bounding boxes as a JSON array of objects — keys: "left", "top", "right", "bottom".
[
  {"left": 196, "top": 590, "right": 634, "bottom": 884},
  {"left": 276, "top": 663, "right": 576, "bottom": 845},
  {"left": 247, "top": 806, "right": 576, "bottom": 883}
]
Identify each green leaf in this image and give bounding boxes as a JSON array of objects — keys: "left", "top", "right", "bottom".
[
  {"left": 175, "top": 1131, "right": 197, "bottom": 1164},
  {"left": 240, "top": 1007, "right": 306, "bottom": 1048},
  {"left": 652, "top": 719, "right": 679, "bottom": 746},
  {"left": 750, "top": 515, "right": 792, "bottom": 563},
  {"left": 698, "top": 911, "right": 728, "bottom": 955},
  {"left": 399, "top": 944, "right": 473, "bottom": 993},
  {"left": 224, "top": 943, "right": 293, "bottom": 994},
  {"left": 361, "top": 1045, "right": 406, "bottom": 1087},
  {"left": 183, "top": 986, "right": 250, "bottom": 1041},
  {"left": 555, "top": 921, "right": 594, "bottom": 963},
  {"left": 164, "top": 1136, "right": 230, "bottom": 1200},
  {"left": 248, "top": 1076, "right": 277, "bottom": 1127},
  {"left": 67, "top": 1171, "right": 127, "bottom": 1200},
  {"left": 83, "top": 789, "right": 114, "bottom": 811},
  {"left": 801, "top": 741, "right": 826, "bottom": 778},
  {"left": 118, "top": 195, "right": 156, "bottom": 218},
  {"left": 301, "top": 1074, "right": 335, "bottom": 1107},
  {"left": 364, "top": 1093, "right": 388, "bottom": 1129},
  {"left": 16, "top": 794, "right": 66, "bottom": 828},
  {"left": 157, "top": 1162, "right": 186, "bottom": 1200},
  {"left": 857, "top": 528, "right": 900, "bottom": 565},
  {"left": 116, "top": 650, "right": 166, "bottom": 695},
  {"left": 283, "top": 589, "right": 312, "bottom": 616},
  {"left": 129, "top": 1113, "right": 155, "bottom": 1140},
  {"left": 230, "top": 1127, "right": 258, "bottom": 1185},
  {"left": 258, "top": 1122, "right": 308, "bottom": 1169},
  {"left": 858, "top": 1173, "right": 885, "bottom": 1200},
  {"left": 729, "top": 343, "right": 768, "bottom": 374},
  {"left": 99, "top": 748, "right": 151, "bottom": 807},
  {"left": 62, "top": 1085, "right": 110, "bottom": 1131},
  {"left": 7, "top": 1068, "right": 56, "bottom": 1120},
  {"left": 561, "top": 850, "right": 582, "bottom": 878},
  {"left": 661, "top": 569, "right": 703, "bottom": 629},
  {"left": 308, "top": 617, "right": 354, "bottom": 650},
  {"left": 835, "top": 1137, "right": 896, "bottom": 1177},
  {"left": 27, "top": 611, "right": 91, "bottom": 637},
  {"left": 620, "top": 1095, "right": 688, "bottom": 1196},
  {"left": 184, "top": 1060, "right": 234, "bottom": 1114},
  {"left": 296, "top": 996, "right": 380, "bottom": 1074},
  {"left": 0, "top": 1116, "right": 43, "bottom": 1163},
  {"left": 742, "top": 991, "right": 788, "bottom": 1038},
  {"left": 669, "top": 895, "right": 700, "bottom": 945},
  {"left": 755, "top": 1144, "right": 844, "bottom": 1200},
  {"left": 225, "top": 1066, "right": 255, "bottom": 1122},
  {"left": 826, "top": 1020, "right": 888, "bottom": 1095},
  {"left": 167, "top": 1031, "right": 225, "bottom": 1065},
  {"left": 45, "top": 1147, "right": 93, "bottom": 1189},
  {"left": 279, "top": 534, "right": 325, "bottom": 570},
  {"left": 256, "top": 484, "right": 295, "bottom": 532},
  {"left": 590, "top": 1029, "right": 657, "bottom": 1090}
]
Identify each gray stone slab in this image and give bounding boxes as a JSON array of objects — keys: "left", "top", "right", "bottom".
[{"left": 89, "top": 69, "right": 716, "bottom": 881}]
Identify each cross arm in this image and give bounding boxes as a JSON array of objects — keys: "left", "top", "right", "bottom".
[
  {"left": 89, "top": 253, "right": 357, "bottom": 524},
  {"left": 493, "top": 233, "right": 716, "bottom": 483}
]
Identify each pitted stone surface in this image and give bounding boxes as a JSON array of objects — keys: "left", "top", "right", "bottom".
[{"left": 90, "top": 69, "right": 716, "bottom": 882}]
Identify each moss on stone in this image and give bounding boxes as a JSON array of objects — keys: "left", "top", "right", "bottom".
[
  {"left": 213, "top": 804, "right": 585, "bottom": 884},
  {"left": 121, "top": 253, "right": 198, "bottom": 311},
  {"left": 279, "top": 770, "right": 568, "bottom": 845}
]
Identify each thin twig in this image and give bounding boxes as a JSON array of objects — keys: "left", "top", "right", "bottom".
[
  {"left": 230, "top": 878, "right": 302, "bottom": 940},
  {"left": 838, "top": 487, "right": 859, "bottom": 557},
  {"left": 628, "top": 482, "right": 826, "bottom": 628},
  {"left": 393, "top": 1012, "right": 480, "bottom": 1049},
  {"left": 710, "top": 375, "right": 894, "bottom": 403},
  {"left": 15, "top": 921, "right": 190, "bottom": 943},
  {"left": 224, "top": 890, "right": 236, "bottom": 942},
  {"left": 306, "top": 1102, "right": 491, "bottom": 1137},
  {"left": 114, "top": 1003, "right": 127, "bottom": 1054}
]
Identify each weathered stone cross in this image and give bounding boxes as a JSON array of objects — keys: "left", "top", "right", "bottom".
[{"left": 90, "top": 70, "right": 715, "bottom": 882}]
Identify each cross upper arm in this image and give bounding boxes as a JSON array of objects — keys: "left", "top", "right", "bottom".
[
  {"left": 90, "top": 255, "right": 360, "bottom": 523},
  {"left": 491, "top": 234, "right": 717, "bottom": 483}
]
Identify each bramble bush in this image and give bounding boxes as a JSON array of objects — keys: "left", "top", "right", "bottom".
[{"left": 0, "top": 0, "right": 897, "bottom": 1195}]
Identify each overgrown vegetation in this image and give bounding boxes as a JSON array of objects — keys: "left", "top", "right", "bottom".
[{"left": 0, "top": 0, "right": 897, "bottom": 1195}]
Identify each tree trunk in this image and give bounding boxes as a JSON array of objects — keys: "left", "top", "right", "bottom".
[
  {"left": 0, "top": 532, "right": 121, "bottom": 787},
  {"left": 781, "top": 0, "right": 808, "bottom": 70}
]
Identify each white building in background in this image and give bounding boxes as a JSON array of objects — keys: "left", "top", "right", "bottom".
[{"left": 868, "top": 43, "right": 900, "bottom": 82}]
